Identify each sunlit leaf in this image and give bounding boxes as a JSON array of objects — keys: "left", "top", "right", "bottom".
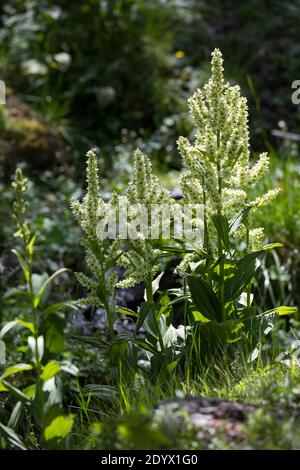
[
  {"left": 44, "top": 415, "right": 73, "bottom": 442},
  {"left": 33, "top": 268, "right": 69, "bottom": 309},
  {"left": 42, "top": 360, "right": 61, "bottom": 382},
  {"left": 11, "top": 249, "right": 30, "bottom": 284},
  {"left": 28, "top": 336, "right": 44, "bottom": 362}
]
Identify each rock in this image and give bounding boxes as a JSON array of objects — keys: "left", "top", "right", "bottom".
[{"left": 156, "top": 397, "right": 257, "bottom": 445}]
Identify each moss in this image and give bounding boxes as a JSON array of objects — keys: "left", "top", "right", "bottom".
[
  {"left": 0, "top": 93, "right": 65, "bottom": 177},
  {"left": 5, "top": 115, "right": 49, "bottom": 153}
]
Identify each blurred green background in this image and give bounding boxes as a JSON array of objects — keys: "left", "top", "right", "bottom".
[{"left": 1, "top": 0, "right": 300, "bottom": 309}]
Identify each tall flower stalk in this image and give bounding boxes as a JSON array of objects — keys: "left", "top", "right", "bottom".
[
  {"left": 72, "top": 149, "right": 121, "bottom": 339},
  {"left": 179, "top": 49, "right": 279, "bottom": 249},
  {"left": 118, "top": 149, "right": 173, "bottom": 288},
  {"left": 178, "top": 49, "right": 280, "bottom": 314},
  {"left": 118, "top": 149, "right": 174, "bottom": 352}
]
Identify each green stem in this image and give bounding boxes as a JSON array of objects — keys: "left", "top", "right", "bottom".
[
  {"left": 99, "top": 252, "right": 115, "bottom": 340},
  {"left": 146, "top": 276, "right": 165, "bottom": 353},
  {"left": 202, "top": 176, "right": 210, "bottom": 254},
  {"left": 103, "top": 292, "right": 115, "bottom": 341},
  {"left": 245, "top": 223, "right": 251, "bottom": 308},
  {"left": 183, "top": 277, "right": 190, "bottom": 384},
  {"left": 217, "top": 156, "right": 225, "bottom": 321},
  {"left": 27, "top": 264, "right": 43, "bottom": 418},
  {"left": 219, "top": 254, "right": 225, "bottom": 321}
]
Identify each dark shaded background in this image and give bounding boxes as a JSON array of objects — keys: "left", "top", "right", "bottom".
[
  {"left": 1, "top": 0, "right": 300, "bottom": 310},
  {"left": 0, "top": 0, "right": 299, "bottom": 174}
]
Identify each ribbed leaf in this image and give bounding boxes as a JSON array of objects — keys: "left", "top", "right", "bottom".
[
  {"left": 44, "top": 415, "right": 73, "bottom": 442},
  {"left": 186, "top": 273, "right": 222, "bottom": 322},
  {"left": 224, "top": 250, "right": 266, "bottom": 302},
  {"left": 33, "top": 268, "right": 69, "bottom": 309},
  {"left": 83, "top": 384, "right": 118, "bottom": 400},
  {"left": 212, "top": 214, "right": 230, "bottom": 251},
  {"left": 229, "top": 207, "right": 251, "bottom": 234},
  {"left": 0, "top": 423, "right": 27, "bottom": 450},
  {"left": 42, "top": 360, "right": 61, "bottom": 382}
]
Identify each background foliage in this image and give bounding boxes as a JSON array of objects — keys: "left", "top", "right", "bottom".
[{"left": 1, "top": 0, "right": 300, "bottom": 450}]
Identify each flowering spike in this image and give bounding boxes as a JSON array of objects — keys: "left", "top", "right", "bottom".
[
  {"left": 178, "top": 49, "right": 280, "bottom": 253},
  {"left": 71, "top": 148, "right": 121, "bottom": 338}
]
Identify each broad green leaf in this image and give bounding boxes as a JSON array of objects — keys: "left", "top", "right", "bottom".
[
  {"left": 1, "top": 363, "right": 33, "bottom": 380},
  {"left": 157, "top": 294, "right": 172, "bottom": 322},
  {"left": 8, "top": 401, "right": 23, "bottom": 430},
  {"left": 133, "top": 338, "right": 163, "bottom": 357},
  {"left": 0, "top": 380, "right": 31, "bottom": 403},
  {"left": 41, "top": 315, "right": 64, "bottom": 354},
  {"left": 33, "top": 268, "right": 69, "bottom": 308},
  {"left": 143, "top": 304, "right": 167, "bottom": 340},
  {"left": 44, "top": 415, "right": 73, "bottom": 442},
  {"left": 243, "top": 311, "right": 278, "bottom": 338},
  {"left": 68, "top": 334, "right": 110, "bottom": 352},
  {"left": 224, "top": 250, "right": 266, "bottom": 303},
  {"left": 43, "top": 301, "right": 79, "bottom": 316},
  {"left": 151, "top": 271, "right": 164, "bottom": 296},
  {"left": 23, "top": 383, "right": 36, "bottom": 399},
  {"left": 196, "top": 319, "right": 245, "bottom": 357},
  {"left": 0, "top": 423, "right": 27, "bottom": 450},
  {"left": 26, "top": 233, "right": 36, "bottom": 260},
  {"left": 16, "top": 319, "right": 35, "bottom": 334},
  {"left": 212, "top": 214, "right": 230, "bottom": 251},
  {"left": 42, "top": 360, "right": 61, "bottom": 382},
  {"left": 264, "top": 306, "right": 297, "bottom": 316},
  {"left": 116, "top": 306, "right": 138, "bottom": 317},
  {"left": 83, "top": 384, "right": 118, "bottom": 400},
  {"left": 185, "top": 273, "right": 222, "bottom": 322},
  {"left": 127, "top": 341, "right": 138, "bottom": 370},
  {"left": 136, "top": 302, "right": 154, "bottom": 334},
  {"left": 28, "top": 336, "right": 44, "bottom": 362},
  {"left": 248, "top": 347, "right": 259, "bottom": 363},
  {"left": 112, "top": 332, "right": 134, "bottom": 344},
  {"left": 229, "top": 207, "right": 251, "bottom": 235},
  {"left": 192, "top": 310, "right": 210, "bottom": 323},
  {"left": 262, "top": 243, "right": 283, "bottom": 251},
  {"left": 11, "top": 249, "right": 30, "bottom": 283},
  {"left": 32, "top": 382, "right": 46, "bottom": 427},
  {"left": 32, "top": 273, "right": 50, "bottom": 307},
  {"left": 0, "top": 319, "right": 35, "bottom": 339},
  {"left": 0, "top": 321, "right": 18, "bottom": 339},
  {"left": 3, "top": 286, "right": 30, "bottom": 300},
  {"left": 60, "top": 361, "right": 79, "bottom": 376},
  {"left": 167, "top": 360, "right": 178, "bottom": 373}
]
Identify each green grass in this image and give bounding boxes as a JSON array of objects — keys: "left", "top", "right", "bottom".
[{"left": 55, "top": 317, "right": 299, "bottom": 450}]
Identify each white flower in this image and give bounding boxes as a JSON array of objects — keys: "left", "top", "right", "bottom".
[
  {"left": 163, "top": 325, "right": 191, "bottom": 348},
  {"left": 22, "top": 60, "right": 47, "bottom": 75},
  {"left": 53, "top": 52, "right": 71, "bottom": 67}
]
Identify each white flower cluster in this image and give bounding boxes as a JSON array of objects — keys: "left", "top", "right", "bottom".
[
  {"left": 178, "top": 49, "right": 280, "bottom": 252},
  {"left": 71, "top": 149, "right": 120, "bottom": 309},
  {"left": 118, "top": 149, "right": 174, "bottom": 288}
]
